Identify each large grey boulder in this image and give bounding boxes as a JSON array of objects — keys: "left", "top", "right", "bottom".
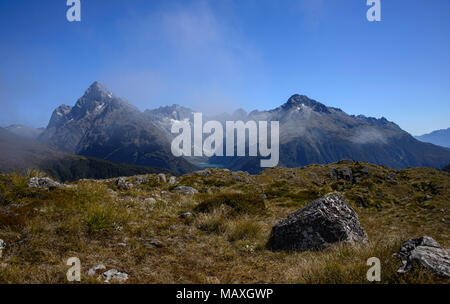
[
  {"left": 267, "top": 193, "right": 368, "bottom": 251},
  {"left": 28, "top": 177, "right": 63, "bottom": 190},
  {"left": 397, "top": 236, "right": 450, "bottom": 278}
]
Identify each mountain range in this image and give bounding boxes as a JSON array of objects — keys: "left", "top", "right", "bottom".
[
  {"left": 415, "top": 128, "right": 450, "bottom": 148},
  {"left": 1, "top": 81, "right": 450, "bottom": 179}
]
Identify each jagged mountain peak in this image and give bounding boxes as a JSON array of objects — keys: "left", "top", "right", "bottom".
[
  {"left": 84, "top": 81, "right": 114, "bottom": 99},
  {"left": 277, "top": 94, "right": 331, "bottom": 114}
]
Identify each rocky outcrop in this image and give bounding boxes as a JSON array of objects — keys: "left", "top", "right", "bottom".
[
  {"left": 267, "top": 193, "right": 368, "bottom": 251},
  {"left": 397, "top": 236, "right": 450, "bottom": 278},
  {"left": 28, "top": 177, "right": 63, "bottom": 190},
  {"left": 116, "top": 177, "right": 134, "bottom": 190}
]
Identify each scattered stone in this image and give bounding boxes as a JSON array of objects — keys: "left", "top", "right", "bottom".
[
  {"left": 144, "top": 198, "right": 157, "bottom": 204},
  {"left": 195, "top": 169, "right": 211, "bottom": 177},
  {"left": 336, "top": 167, "right": 353, "bottom": 182},
  {"left": 133, "top": 177, "right": 149, "bottom": 184},
  {"left": 179, "top": 212, "right": 194, "bottom": 219},
  {"left": 107, "top": 189, "right": 117, "bottom": 196},
  {"left": 329, "top": 168, "right": 337, "bottom": 179},
  {"left": 102, "top": 269, "right": 129, "bottom": 283},
  {"left": 27, "top": 177, "right": 62, "bottom": 190},
  {"left": 139, "top": 238, "right": 166, "bottom": 248},
  {"left": 234, "top": 176, "right": 244, "bottom": 183},
  {"left": 116, "top": 177, "right": 134, "bottom": 190},
  {"left": 0, "top": 239, "right": 6, "bottom": 258},
  {"left": 174, "top": 186, "right": 198, "bottom": 194},
  {"left": 169, "top": 176, "right": 177, "bottom": 185},
  {"left": 88, "top": 264, "right": 106, "bottom": 276},
  {"left": 157, "top": 173, "right": 167, "bottom": 183},
  {"left": 267, "top": 193, "right": 368, "bottom": 251},
  {"left": 396, "top": 236, "right": 450, "bottom": 278}
]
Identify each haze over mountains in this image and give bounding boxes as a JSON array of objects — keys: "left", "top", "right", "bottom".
[
  {"left": 415, "top": 128, "right": 450, "bottom": 148},
  {"left": 1, "top": 81, "right": 450, "bottom": 179}
]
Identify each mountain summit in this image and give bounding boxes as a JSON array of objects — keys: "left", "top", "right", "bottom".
[{"left": 39, "top": 82, "right": 195, "bottom": 174}]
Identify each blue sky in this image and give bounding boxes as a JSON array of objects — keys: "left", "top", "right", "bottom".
[{"left": 0, "top": 0, "right": 449, "bottom": 135}]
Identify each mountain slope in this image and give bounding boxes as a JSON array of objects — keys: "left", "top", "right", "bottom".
[
  {"left": 415, "top": 128, "right": 450, "bottom": 148},
  {"left": 5, "top": 124, "right": 44, "bottom": 139},
  {"left": 0, "top": 127, "right": 170, "bottom": 182},
  {"left": 39, "top": 82, "right": 196, "bottom": 174}
]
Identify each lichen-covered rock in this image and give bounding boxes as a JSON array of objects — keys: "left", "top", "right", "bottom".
[
  {"left": 267, "top": 193, "right": 368, "bottom": 251},
  {"left": 174, "top": 186, "right": 198, "bottom": 194},
  {"left": 28, "top": 177, "right": 63, "bottom": 190},
  {"left": 397, "top": 236, "right": 450, "bottom": 278}
]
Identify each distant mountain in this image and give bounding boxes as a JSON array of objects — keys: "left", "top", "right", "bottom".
[
  {"left": 5, "top": 124, "right": 44, "bottom": 139},
  {"left": 0, "top": 127, "right": 170, "bottom": 182},
  {"left": 144, "top": 104, "right": 195, "bottom": 140},
  {"left": 207, "top": 95, "right": 450, "bottom": 172},
  {"left": 415, "top": 128, "right": 450, "bottom": 148},
  {"left": 39, "top": 82, "right": 196, "bottom": 174}
]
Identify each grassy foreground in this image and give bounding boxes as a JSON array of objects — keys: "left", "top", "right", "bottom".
[{"left": 0, "top": 162, "right": 449, "bottom": 284}]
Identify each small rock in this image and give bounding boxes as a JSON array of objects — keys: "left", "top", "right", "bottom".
[
  {"left": 0, "top": 239, "right": 6, "bottom": 257},
  {"left": 157, "top": 173, "right": 167, "bottom": 183},
  {"left": 168, "top": 176, "right": 177, "bottom": 185},
  {"left": 139, "top": 238, "right": 166, "bottom": 248},
  {"left": 102, "top": 269, "right": 129, "bottom": 283},
  {"left": 88, "top": 264, "right": 106, "bottom": 276},
  {"left": 116, "top": 177, "right": 134, "bottom": 190},
  {"left": 133, "top": 177, "right": 149, "bottom": 185},
  {"left": 180, "top": 212, "right": 194, "bottom": 219},
  {"left": 174, "top": 186, "right": 198, "bottom": 194},
  {"left": 397, "top": 236, "right": 450, "bottom": 278},
  {"left": 234, "top": 176, "right": 244, "bottom": 183},
  {"left": 117, "top": 243, "right": 127, "bottom": 247},
  {"left": 144, "top": 198, "right": 157, "bottom": 204},
  {"left": 28, "top": 177, "right": 62, "bottom": 190},
  {"left": 107, "top": 189, "right": 117, "bottom": 196}
]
